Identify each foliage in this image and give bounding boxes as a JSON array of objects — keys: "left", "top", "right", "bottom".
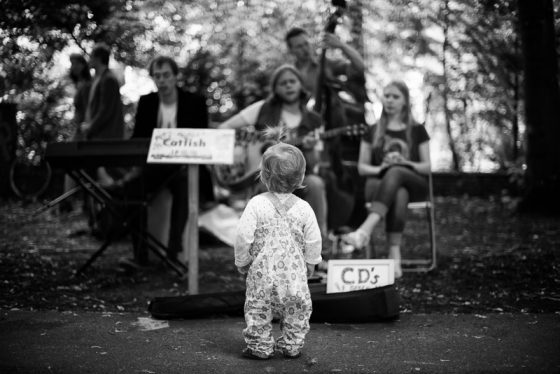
[
  {"left": 361, "top": 0, "right": 523, "bottom": 171},
  {"left": 1, "top": 0, "right": 150, "bottom": 169},
  {"left": 1, "top": 0, "right": 555, "bottom": 174},
  {"left": 0, "top": 0, "right": 148, "bottom": 60},
  {"left": 0, "top": 33, "right": 72, "bottom": 167},
  {"left": 153, "top": 0, "right": 332, "bottom": 121}
]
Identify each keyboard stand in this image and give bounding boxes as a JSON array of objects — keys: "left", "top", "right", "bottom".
[
  {"left": 67, "top": 168, "right": 189, "bottom": 277},
  {"left": 33, "top": 186, "right": 82, "bottom": 216}
]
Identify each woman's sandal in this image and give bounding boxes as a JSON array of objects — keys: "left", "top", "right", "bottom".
[{"left": 341, "top": 228, "right": 370, "bottom": 250}]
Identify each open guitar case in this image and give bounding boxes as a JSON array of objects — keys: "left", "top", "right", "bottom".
[{"left": 148, "top": 281, "right": 400, "bottom": 323}]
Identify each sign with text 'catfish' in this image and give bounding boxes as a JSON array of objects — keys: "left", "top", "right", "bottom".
[
  {"left": 147, "top": 128, "right": 235, "bottom": 165},
  {"left": 326, "top": 259, "right": 395, "bottom": 294}
]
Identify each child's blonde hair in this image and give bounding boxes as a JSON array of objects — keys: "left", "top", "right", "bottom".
[{"left": 260, "top": 143, "right": 306, "bottom": 193}]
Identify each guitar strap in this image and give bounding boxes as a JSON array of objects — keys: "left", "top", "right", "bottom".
[
  {"left": 255, "top": 99, "right": 320, "bottom": 136},
  {"left": 264, "top": 192, "right": 300, "bottom": 244},
  {"left": 264, "top": 192, "right": 298, "bottom": 218}
]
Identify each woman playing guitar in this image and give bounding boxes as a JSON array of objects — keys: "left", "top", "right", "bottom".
[{"left": 218, "top": 64, "right": 329, "bottom": 244}]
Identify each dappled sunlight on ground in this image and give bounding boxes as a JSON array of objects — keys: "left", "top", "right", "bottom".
[{"left": 1, "top": 196, "right": 559, "bottom": 315}]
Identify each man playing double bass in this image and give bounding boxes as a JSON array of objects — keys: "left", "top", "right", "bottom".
[
  {"left": 285, "top": 26, "right": 368, "bottom": 230},
  {"left": 285, "top": 27, "right": 366, "bottom": 136}
]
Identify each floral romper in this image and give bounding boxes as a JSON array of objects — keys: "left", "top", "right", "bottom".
[{"left": 235, "top": 192, "right": 322, "bottom": 357}]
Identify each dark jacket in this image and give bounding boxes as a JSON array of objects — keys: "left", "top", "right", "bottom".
[
  {"left": 132, "top": 89, "right": 208, "bottom": 138},
  {"left": 86, "top": 69, "right": 124, "bottom": 140},
  {"left": 131, "top": 88, "right": 214, "bottom": 204}
]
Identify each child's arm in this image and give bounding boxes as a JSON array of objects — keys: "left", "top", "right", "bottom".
[
  {"left": 234, "top": 199, "right": 258, "bottom": 273},
  {"left": 306, "top": 263, "right": 316, "bottom": 278},
  {"left": 302, "top": 203, "right": 323, "bottom": 276}
]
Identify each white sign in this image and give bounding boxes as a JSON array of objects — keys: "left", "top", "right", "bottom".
[
  {"left": 147, "top": 128, "right": 235, "bottom": 165},
  {"left": 326, "top": 259, "right": 395, "bottom": 294}
]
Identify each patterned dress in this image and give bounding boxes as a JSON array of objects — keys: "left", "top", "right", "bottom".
[{"left": 235, "top": 192, "right": 322, "bottom": 356}]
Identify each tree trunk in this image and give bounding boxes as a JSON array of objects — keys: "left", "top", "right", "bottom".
[
  {"left": 517, "top": 0, "right": 560, "bottom": 214},
  {"left": 0, "top": 103, "right": 17, "bottom": 197},
  {"left": 512, "top": 32, "right": 521, "bottom": 162},
  {"left": 441, "top": 0, "right": 461, "bottom": 171},
  {"left": 512, "top": 70, "right": 519, "bottom": 161},
  {"left": 234, "top": 28, "right": 247, "bottom": 109}
]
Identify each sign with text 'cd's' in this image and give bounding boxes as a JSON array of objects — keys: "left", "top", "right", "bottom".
[{"left": 326, "top": 259, "right": 395, "bottom": 294}]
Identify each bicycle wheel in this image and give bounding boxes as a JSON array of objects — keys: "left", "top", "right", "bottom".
[{"left": 9, "top": 159, "right": 52, "bottom": 200}]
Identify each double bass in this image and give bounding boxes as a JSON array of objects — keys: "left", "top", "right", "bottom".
[{"left": 313, "top": 0, "right": 365, "bottom": 230}]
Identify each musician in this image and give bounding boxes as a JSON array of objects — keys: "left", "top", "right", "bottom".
[
  {"left": 286, "top": 27, "right": 364, "bottom": 94},
  {"left": 69, "top": 53, "right": 92, "bottom": 141},
  {"left": 218, "top": 64, "right": 329, "bottom": 244},
  {"left": 285, "top": 27, "right": 366, "bottom": 131},
  {"left": 78, "top": 43, "right": 125, "bottom": 236},
  {"left": 113, "top": 55, "right": 213, "bottom": 264},
  {"left": 80, "top": 43, "right": 124, "bottom": 141},
  {"left": 61, "top": 53, "right": 92, "bottom": 214},
  {"left": 286, "top": 26, "right": 368, "bottom": 230},
  {"left": 342, "top": 80, "right": 432, "bottom": 278}
]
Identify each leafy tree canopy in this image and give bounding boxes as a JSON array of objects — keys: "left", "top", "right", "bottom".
[{"left": 2, "top": 0, "right": 557, "bottom": 174}]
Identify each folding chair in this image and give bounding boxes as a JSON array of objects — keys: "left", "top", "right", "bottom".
[
  {"left": 363, "top": 172, "right": 437, "bottom": 272},
  {"left": 400, "top": 171, "right": 436, "bottom": 272}
]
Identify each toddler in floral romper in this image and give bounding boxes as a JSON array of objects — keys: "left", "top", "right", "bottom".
[{"left": 235, "top": 143, "right": 322, "bottom": 360}]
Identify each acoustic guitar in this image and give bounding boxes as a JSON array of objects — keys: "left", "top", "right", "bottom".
[{"left": 213, "top": 123, "right": 368, "bottom": 191}]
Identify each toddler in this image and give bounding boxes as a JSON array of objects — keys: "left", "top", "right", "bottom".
[{"left": 235, "top": 142, "right": 322, "bottom": 359}]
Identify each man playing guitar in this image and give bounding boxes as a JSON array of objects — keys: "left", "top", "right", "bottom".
[{"left": 218, "top": 64, "right": 329, "bottom": 244}]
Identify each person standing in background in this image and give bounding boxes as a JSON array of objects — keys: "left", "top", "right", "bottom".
[
  {"left": 78, "top": 43, "right": 125, "bottom": 238},
  {"left": 60, "top": 53, "right": 92, "bottom": 213},
  {"left": 69, "top": 53, "right": 92, "bottom": 141},
  {"left": 81, "top": 42, "right": 124, "bottom": 142}
]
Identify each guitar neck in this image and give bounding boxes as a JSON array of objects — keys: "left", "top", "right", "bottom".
[
  {"left": 319, "top": 124, "right": 367, "bottom": 140},
  {"left": 232, "top": 123, "right": 367, "bottom": 147}
]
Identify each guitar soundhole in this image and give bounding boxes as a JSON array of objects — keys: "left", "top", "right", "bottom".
[{"left": 219, "top": 166, "right": 244, "bottom": 183}]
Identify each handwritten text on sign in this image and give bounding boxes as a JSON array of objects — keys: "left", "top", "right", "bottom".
[
  {"left": 326, "top": 259, "right": 395, "bottom": 294},
  {"left": 147, "top": 128, "right": 235, "bottom": 165}
]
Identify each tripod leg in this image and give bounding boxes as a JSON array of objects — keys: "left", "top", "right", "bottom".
[
  {"left": 33, "top": 186, "right": 82, "bottom": 216},
  {"left": 74, "top": 235, "right": 115, "bottom": 277},
  {"left": 129, "top": 228, "right": 188, "bottom": 276}
]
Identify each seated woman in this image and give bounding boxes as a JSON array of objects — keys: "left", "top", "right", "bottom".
[
  {"left": 342, "top": 80, "right": 431, "bottom": 278},
  {"left": 218, "top": 64, "right": 328, "bottom": 244}
]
